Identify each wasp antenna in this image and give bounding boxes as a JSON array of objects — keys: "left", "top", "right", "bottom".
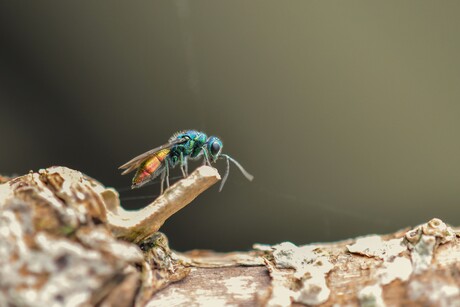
[
  {"left": 219, "top": 155, "right": 231, "bottom": 192},
  {"left": 219, "top": 154, "right": 254, "bottom": 192}
]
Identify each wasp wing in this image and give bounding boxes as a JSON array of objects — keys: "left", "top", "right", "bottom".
[{"left": 119, "top": 138, "right": 186, "bottom": 175}]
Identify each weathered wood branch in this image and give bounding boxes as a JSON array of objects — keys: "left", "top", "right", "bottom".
[
  {"left": 149, "top": 218, "right": 460, "bottom": 306},
  {"left": 106, "top": 165, "right": 220, "bottom": 243},
  {"left": 1, "top": 166, "right": 459, "bottom": 306}
]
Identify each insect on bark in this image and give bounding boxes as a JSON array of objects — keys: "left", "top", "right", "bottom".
[{"left": 119, "top": 130, "right": 254, "bottom": 194}]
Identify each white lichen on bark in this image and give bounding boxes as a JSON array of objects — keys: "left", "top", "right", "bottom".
[
  {"left": 0, "top": 168, "right": 142, "bottom": 306},
  {"left": 255, "top": 242, "right": 334, "bottom": 306},
  {"left": 358, "top": 284, "right": 385, "bottom": 307},
  {"left": 347, "top": 235, "right": 407, "bottom": 260},
  {"left": 0, "top": 165, "right": 219, "bottom": 306},
  {"left": 346, "top": 235, "right": 412, "bottom": 286},
  {"left": 3, "top": 166, "right": 460, "bottom": 306}
]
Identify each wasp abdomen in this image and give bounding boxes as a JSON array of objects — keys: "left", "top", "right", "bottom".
[{"left": 132, "top": 149, "right": 170, "bottom": 187}]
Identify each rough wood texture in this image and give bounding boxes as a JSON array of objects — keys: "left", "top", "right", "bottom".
[
  {"left": 1, "top": 166, "right": 459, "bottom": 306},
  {"left": 148, "top": 266, "right": 271, "bottom": 307},
  {"left": 0, "top": 166, "right": 219, "bottom": 306},
  {"left": 149, "top": 219, "right": 460, "bottom": 306}
]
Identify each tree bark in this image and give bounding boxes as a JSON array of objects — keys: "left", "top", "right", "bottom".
[
  {"left": 1, "top": 166, "right": 459, "bottom": 306},
  {"left": 148, "top": 218, "right": 460, "bottom": 306}
]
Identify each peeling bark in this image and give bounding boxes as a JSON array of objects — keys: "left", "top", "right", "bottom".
[
  {"left": 0, "top": 166, "right": 219, "bottom": 306},
  {"left": 1, "top": 166, "right": 459, "bottom": 306},
  {"left": 149, "top": 219, "right": 460, "bottom": 306}
]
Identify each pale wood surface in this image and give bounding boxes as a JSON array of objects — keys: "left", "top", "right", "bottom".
[{"left": 1, "top": 166, "right": 459, "bottom": 306}]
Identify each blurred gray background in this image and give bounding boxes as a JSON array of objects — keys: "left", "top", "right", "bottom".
[{"left": 1, "top": 1, "right": 459, "bottom": 251}]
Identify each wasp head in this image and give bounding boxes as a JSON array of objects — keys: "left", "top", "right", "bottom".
[{"left": 206, "top": 136, "right": 223, "bottom": 163}]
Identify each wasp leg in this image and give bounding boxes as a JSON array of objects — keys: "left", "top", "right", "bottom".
[
  {"left": 180, "top": 152, "right": 187, "bottom": 177},
  {"left": 160, "top": 170, "right": 165, "bottom": 194},
  {"left": 165, "top": 159, "right": 170, "bottom": 189},
  {"left": 202, "top": 148, "right": 211, "bottom": 166},
  {"left": 185, "top": 158, "right": 189, "bottom": 176}
]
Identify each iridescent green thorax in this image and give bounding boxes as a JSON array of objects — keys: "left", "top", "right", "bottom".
[{"left": 168, "top": 130, "right": 208, "bottom": 166}]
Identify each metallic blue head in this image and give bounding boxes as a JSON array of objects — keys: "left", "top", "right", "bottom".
[{"left": 206, "top": 136, "right": 223, "bottom": 163}]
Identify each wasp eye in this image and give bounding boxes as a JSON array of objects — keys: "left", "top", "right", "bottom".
[{"left": 210, "top": 141, "right": 221, "bottom": 156}]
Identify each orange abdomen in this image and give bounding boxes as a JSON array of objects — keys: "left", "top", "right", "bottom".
[{"left": 132, "top": 149, "right": 170, "bottom": 187}]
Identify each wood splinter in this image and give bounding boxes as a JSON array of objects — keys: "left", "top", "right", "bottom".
[{"left": 105, "top": 165, "right": 221, "bottom": 243}]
